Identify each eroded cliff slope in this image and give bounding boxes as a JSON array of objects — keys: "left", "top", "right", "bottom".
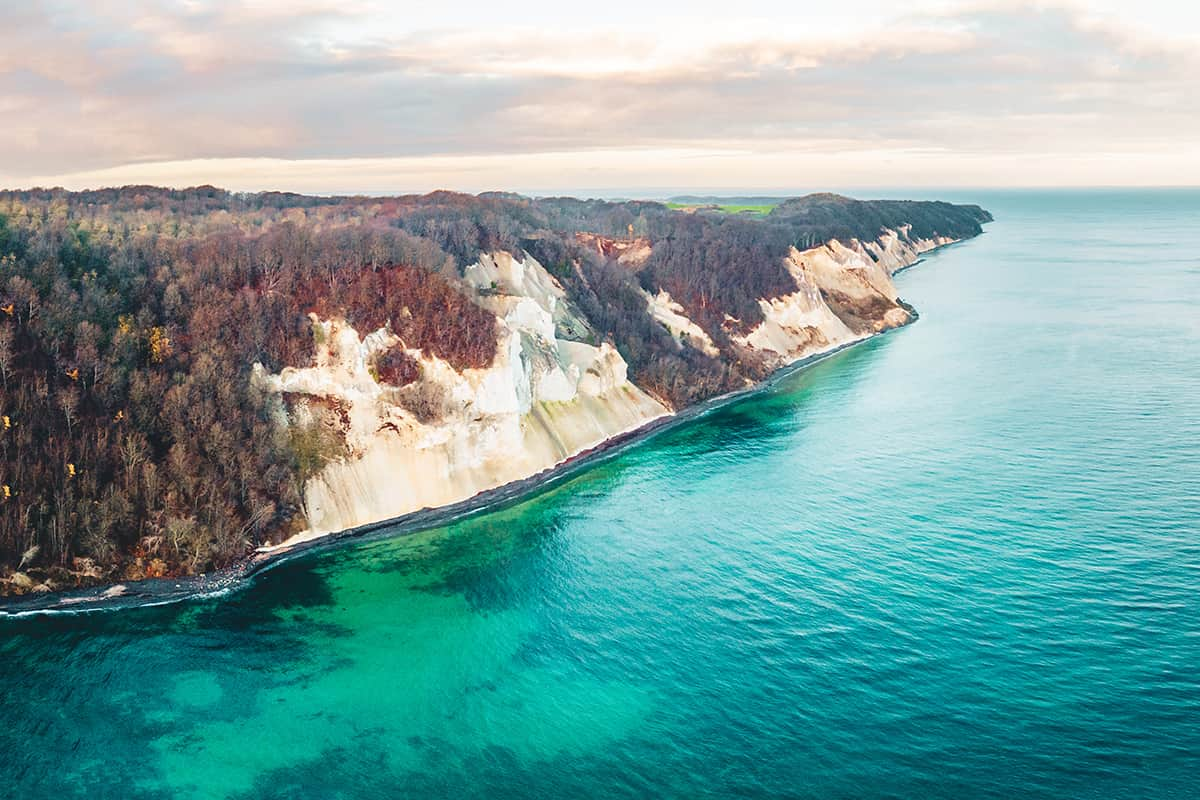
[
  {"left": 254, "top": 224, "right": 965, "bottom": 549},
  {"left": 256, "top": 253, "right": 668, "bottom": 545}
]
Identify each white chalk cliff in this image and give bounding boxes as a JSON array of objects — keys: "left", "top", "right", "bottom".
[
  {"left": 255, "top": 228, "right": 959, "bottom": 551},
  {"left": 255, "top": 252, "right": 669, "bottom": 548},
  {"left": 732, "top": 226, "right": 954, "bottom": 368},
  {"left": 641, "top": 288, "right": 720, "bottom": 357}
]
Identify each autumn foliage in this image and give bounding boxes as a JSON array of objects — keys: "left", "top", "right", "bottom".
[{"left": 301, "top": 264, "right": 498, "bottom": 372}]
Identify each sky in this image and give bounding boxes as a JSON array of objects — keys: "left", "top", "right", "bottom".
[{"left": 1, "top": 0, "right": 1198, "bottom": 194}]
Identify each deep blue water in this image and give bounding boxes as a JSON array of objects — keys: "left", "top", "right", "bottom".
[{"left": 2, "top": 190, "right": 1198, "bottom": 799}]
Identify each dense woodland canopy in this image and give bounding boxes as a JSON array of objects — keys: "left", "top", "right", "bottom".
[{"left": 0, "top": 186, "right": 990, "bottom": 592}]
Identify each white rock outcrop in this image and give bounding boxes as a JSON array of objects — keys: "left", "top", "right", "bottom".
[
  {"left": 641, "top": 288, "right": 720, "bottom": 357},
  {"left": 733, "top": 227, "right": 957, "bottom": 367},
  {"left": 255, "top": 229, "right": 957, "bottom": 550},
  {"left": 256, "top": 253, "right": 669, "bottom": 548}
]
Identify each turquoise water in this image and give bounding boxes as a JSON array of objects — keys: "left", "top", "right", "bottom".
[{"left": 3, "top": 190, "right": 1199, "bottom": 798}]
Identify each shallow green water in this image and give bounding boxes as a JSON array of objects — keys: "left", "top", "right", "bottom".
[{"left": 3, "top": 190, "right": 1199, "bottom": 798}]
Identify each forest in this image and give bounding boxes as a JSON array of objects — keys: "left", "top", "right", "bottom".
[{"left": 0, "top": 186, "right": 990, "bottom": 592}]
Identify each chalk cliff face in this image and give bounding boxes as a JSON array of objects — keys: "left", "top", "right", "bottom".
[
  {"left": 642, "top": 288, "right": 720, "bottom": 357},
  {"left": 256, "top": 252, "right": 669, "bottom": 547},
  {"left": 254, "top": 226, "right": 958, "bottom": 548},
  {"left": 731, "top": 226, "right": 946, "bottom": 368}
]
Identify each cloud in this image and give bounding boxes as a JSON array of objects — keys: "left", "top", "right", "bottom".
[{"left": 1, "top": 1, "right": 1197, "bottom": 188}]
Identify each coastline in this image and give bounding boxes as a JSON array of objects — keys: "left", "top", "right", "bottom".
[
  {"left": 0, "top": 324, "right": 908, "bottom": 617},
  {"left": 0, "top": 236, "right": 968, "bottom": 618}
]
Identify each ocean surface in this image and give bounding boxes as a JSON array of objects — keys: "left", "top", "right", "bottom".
[{"left": 2, "top": 189, "right": 1198, "bottom": 799}]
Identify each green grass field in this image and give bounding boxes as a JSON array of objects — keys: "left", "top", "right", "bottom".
[{"left": 665, "top": 202, "right": 777, "bottom": 216}]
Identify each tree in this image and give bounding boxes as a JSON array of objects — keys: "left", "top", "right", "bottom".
[{"left": 0, "top": 323, "right": 12, "bottom": 389}]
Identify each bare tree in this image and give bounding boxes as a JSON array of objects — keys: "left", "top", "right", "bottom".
[
  {"left": 59, "top": 385, "right": 80, "bottom": 435},
  {"left": 0, "top": 324, "right": 12, "bottom": 389}
]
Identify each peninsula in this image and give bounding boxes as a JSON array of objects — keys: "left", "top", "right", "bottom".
[{"left": 0, "top": 188, "right": 990, "bottom": 600}]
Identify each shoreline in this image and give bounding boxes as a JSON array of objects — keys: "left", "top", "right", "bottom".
[
  {"left": 0, "top": 329, "right": 907, "bottom": 617},
  {"left": 0, "top": 237, "right": 966, "bottom": 618}
]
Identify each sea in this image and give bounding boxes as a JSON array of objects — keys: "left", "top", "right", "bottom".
[{"left": 2, "top": 189, "right": 1198, "bottom": 799}]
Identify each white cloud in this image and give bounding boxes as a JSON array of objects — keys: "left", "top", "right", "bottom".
[{"left": 1, "top": 1, "right": 1197, "bottom": 189}]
